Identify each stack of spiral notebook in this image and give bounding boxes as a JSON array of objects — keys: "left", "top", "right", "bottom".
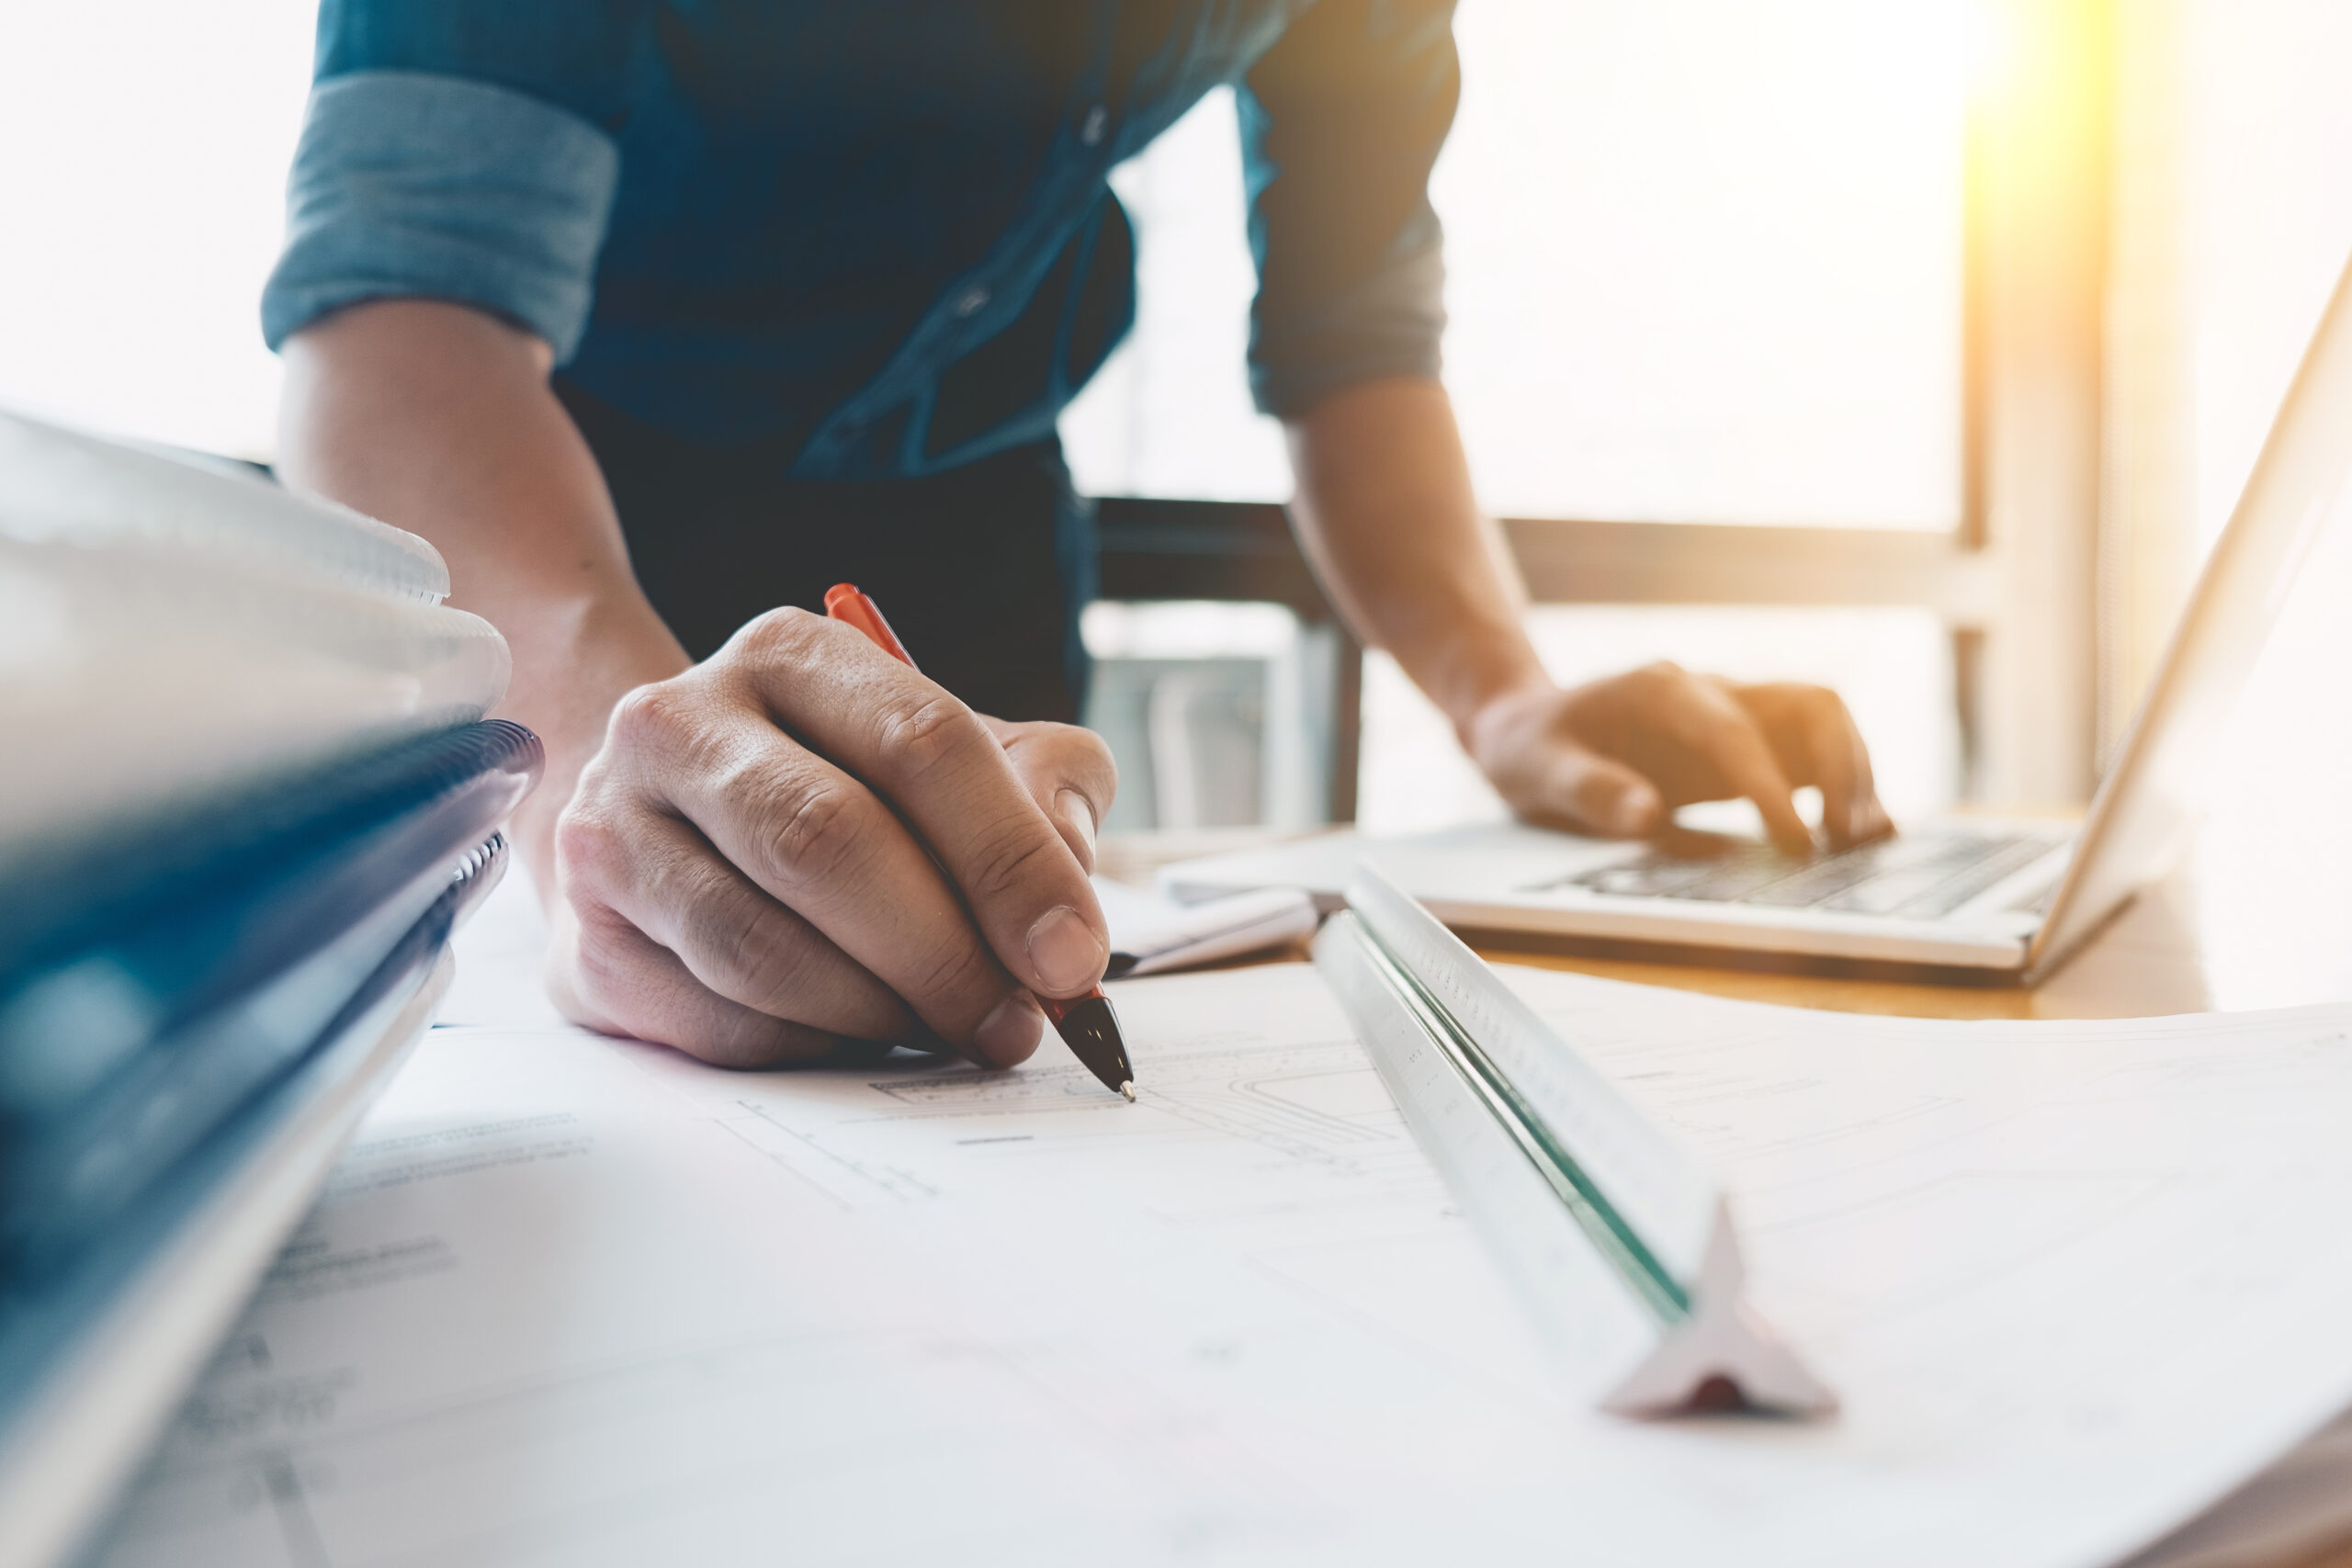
[{"left": 0, "top": 409, "right": 539, "bottom": 1567}]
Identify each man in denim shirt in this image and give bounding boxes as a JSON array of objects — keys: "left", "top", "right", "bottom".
[{"left": 270, "top": 0, "right": 1889, "bottom": 1068}]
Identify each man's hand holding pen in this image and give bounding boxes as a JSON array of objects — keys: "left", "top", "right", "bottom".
[
  {"left": 545, "top": 605, "right": 1117, "bottom": 1073},
  {"left": 541, "top": 606, "right": 1891, "bottom": 1077}
]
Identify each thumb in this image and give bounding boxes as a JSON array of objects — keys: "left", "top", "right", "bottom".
[{"left": 1542, "top": 746, "right": 1665, "bottom": 839}]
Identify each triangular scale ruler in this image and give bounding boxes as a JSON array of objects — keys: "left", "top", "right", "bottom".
[{"left": 1314, "top": 863, "right": 1835, "bottom": 1418}]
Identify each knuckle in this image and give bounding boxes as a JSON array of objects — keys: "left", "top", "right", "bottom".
[
  {"left": 607, "top": 679, "right": 694, "bottom": 751},
  {"left": 729, "top": 604, "right": 825, "bottom": 663},
  {"left": 873, "top": 691, "right": 986, "bottom": 786},
  {"left": 963, "top": 817, "right": 1068, "bottom": 903},
  {"left": 696, "top": 1013, "right": 812, "bottom": 1071},
  {"left": 905, "top": 936, "right": 1001, "bottom": 1017},
  {"left": 763, "top": 774, "right": 877, "bottom": 887},
  {"left": 1008, "top": 722, "right": 1118, "bottom": 805},
  {"left": 1559, "top": 753, "right": 1609, "bottom": 799},
  {"left": 1028, "top": 719, "right": 1112, "bottom": 764},
  {"left": 1058, "top": 724, "right": 1118, "bottom": 784},
  {"left": 554, "top": 908, "right": 641, "bottom": 1021},
  {"left": 552, "top": 807, "right": 627, "bottom": 890},
  {"left": 697, "top": 896, "right": 813, "bottom": 1012},
  {"left": 569, "top": 735, "right": 628, "bottom": 802},
  {"left": 1634, "top": 660, "right": 1688, "bottom": 698}
]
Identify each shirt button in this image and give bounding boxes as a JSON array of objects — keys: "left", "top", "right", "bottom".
[
  {"left": 954, "top": 286, "right": 990, "bottom": 317},
  {"left": 1080, "top": 105, "right": 1108, "bottom": 146}
]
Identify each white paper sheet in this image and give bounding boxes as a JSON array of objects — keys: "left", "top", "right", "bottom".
[
  {"left": 1091, "top": 876, "right": 1317, "bottom": 976},
  {"left": 82, "top": 890, "right": 2352, "bottom": 1568}
]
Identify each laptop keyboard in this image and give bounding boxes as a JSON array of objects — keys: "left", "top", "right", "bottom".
[{"left": 1543, "top": 830, "right": 2069, "bottom": 921}]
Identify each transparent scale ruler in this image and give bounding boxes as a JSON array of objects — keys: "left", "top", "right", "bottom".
[{"left": 1314, "top": 863, "right": 1834, "bottom": 1418}]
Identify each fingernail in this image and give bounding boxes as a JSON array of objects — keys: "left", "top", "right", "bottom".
[
  {"left": 1025, "top": 904, "right": 1106, "bottom": 995},
  {"left": 972, "top": 994, "right": 1042, "bottom": 1067},
  {"left": 1055, "top": 788, "right": 1097, "bottom": 857}
]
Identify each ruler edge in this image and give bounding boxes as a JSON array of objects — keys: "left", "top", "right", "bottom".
[{"left": 1314, "top": 899, "right": 1838, "bottom": 1419}]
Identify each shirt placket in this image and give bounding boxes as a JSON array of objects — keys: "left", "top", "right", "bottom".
[{"left": 790, "top": 10, "right": 1125, "bottom": 479}]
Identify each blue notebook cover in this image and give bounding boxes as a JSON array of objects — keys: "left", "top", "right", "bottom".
[
  {"left": 0, "top": 720, "right": 540, "bottom": 1273},
  {"left": 0, "top": 835, "right": 507, "bottom": 1463}
]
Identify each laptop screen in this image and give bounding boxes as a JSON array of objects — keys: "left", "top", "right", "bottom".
[{"left": 2035, "top": 249, "right": 2352, "bottom": 975}]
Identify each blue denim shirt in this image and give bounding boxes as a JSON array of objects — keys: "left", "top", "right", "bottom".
[{"left": 263, "top": 0, "right": 1457, "bottom": 479}]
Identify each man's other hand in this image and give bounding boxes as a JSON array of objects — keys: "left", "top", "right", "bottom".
[
  {"left": 1465, "top": 663, "right": 1894, "bottom": 856},
  {"left": 545, "top": 608, "right": 1116, "bottom": 1068}
]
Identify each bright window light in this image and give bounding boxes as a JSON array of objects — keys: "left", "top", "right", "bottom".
[
  {"left": 0, "top": 3, "right": 313, "bottom": 458},
  {"left": 2178, "top": 0, "right": 2352, "bottom": 554},
  {"left": 1433, "top": 0, "right": 1965, "bottom": 527},
  {"left": 1058, "top": 88, "right": 1294, "bottom": 504},
  {"left": 1065, "top": 0, "right": 1968, "bottom": 528}
]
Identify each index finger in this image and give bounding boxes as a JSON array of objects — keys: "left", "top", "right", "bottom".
[
  {"left": 1737, "top": 684, "right": 1893, "bottom": 850},
  {"left": 728, "top": 611, "right": 1110, "bottom": 999},
  {"left": 1644, "top": 669, "right": 1815, "bottom": 855}
]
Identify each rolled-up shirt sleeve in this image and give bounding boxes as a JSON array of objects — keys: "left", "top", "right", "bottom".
[
  {"left": 261, "top": 71, "right": 621, "bottom": 363},
  {"left": 1237, "top": 0, "right": 1459, "bottom": 419}
]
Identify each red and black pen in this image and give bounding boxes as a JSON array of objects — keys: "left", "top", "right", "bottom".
[{"left": 823, "top": 581, "right": 1136, "bottom": 1101}]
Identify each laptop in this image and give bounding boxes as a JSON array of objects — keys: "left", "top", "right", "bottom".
[{"left": 1162, "top": 251, "right": 2352, "bottom": 983}]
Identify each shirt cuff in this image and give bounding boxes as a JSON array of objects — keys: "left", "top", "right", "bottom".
[
  {"left": 261, "top": 71, "right": 621, "bottom": 364},
  {"left": 1248, "top": 229, "right": 1447, "bottom": 419}
]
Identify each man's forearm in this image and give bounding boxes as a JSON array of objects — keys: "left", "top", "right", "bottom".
[
  {"left": 276, "top": 299, "right": 689, "bottom": 883},
  {"left": 1283, "top": 378, "right": 1547, "bottom": 737}
]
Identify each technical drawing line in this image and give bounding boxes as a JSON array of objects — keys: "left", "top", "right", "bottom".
[{"left": 723, "top": 1101, "right": 941, "bottom": 1205}]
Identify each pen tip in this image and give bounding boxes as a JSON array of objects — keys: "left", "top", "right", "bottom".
[
  {"left": 1121, "top": 1081, "right": 1136, "bottom": 1101},
  {"left": 1047, "top": 992, "right": 1136, "bottom": 1101}
]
